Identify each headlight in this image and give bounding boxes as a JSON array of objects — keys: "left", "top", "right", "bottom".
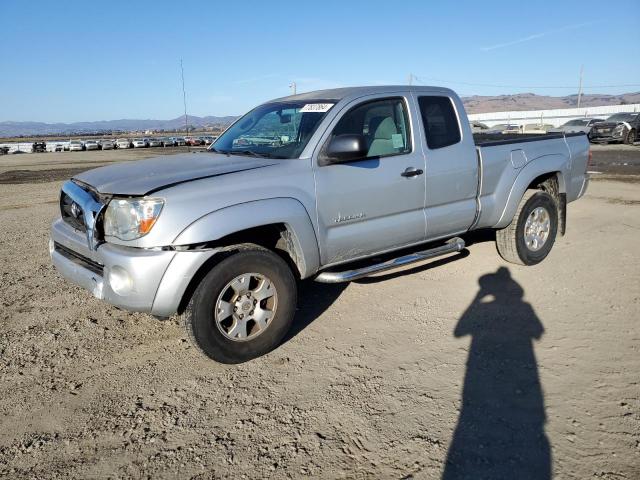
[{"left": 104, "top": 198, "right": 164, "bottom": 240}]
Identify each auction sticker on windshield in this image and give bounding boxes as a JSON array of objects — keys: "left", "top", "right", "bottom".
[{"left": 300, "top": 103, "right": 334, "bottom": 112}]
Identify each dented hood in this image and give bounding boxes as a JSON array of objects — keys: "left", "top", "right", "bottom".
[{"left": 73, "top": 152, "right": 278, "bottom": 195}]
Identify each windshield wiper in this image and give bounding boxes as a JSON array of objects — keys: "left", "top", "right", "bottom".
[
  {"left": 211, "top": 148, "right": 285, "bottom": 159},
  {"left": 233, "top": 150, "right": 288, "bottom": 159}
]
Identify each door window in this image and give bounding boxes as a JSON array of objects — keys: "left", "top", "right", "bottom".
[
  {"left": 329, "top": 98, "right": 411, "bottom": 160},
  {"left": 418, "top": 96, "right": 461, "bottom": 149}
]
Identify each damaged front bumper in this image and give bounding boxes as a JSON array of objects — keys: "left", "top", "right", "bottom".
[{"left": 50, "top": 218, "right": 218, "bottom": 317}]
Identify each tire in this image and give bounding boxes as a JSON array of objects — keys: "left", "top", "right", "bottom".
[
  {"left": 496, "top": 190, "right": 558, "bottom": 266},
  {"left": 181, "top": 245, "right": 297, "bottom": 364},
  {"left": 625, "top": 129, "right": 636, "bottom": 145}
]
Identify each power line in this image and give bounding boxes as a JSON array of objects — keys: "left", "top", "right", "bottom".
[{"left": 411, "top": 75, "right": 640, "bottom": 90}]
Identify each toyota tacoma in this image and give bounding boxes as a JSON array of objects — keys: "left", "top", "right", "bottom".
[{"left": 50, "top": 86, "right": 590, "bottom": 363}]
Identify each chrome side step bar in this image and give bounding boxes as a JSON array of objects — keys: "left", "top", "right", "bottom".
[{"left": 315, "top": 237, "right": 466, "bottom": 283}]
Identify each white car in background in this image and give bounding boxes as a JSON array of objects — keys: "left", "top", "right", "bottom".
[
  {"left": 100, "top": 139, "right": 115, "bottom": 150},
  {"left": 147, "top": 138, "right": 163, "bottom": 147},
  {"left": 132, "top": 138, "right": 147, "bottom": 148},
  {"left": 201, "top": 135, "right": 218, "bottom": 145},
  {"left": 469, "top": 121, "right": 489, "bottom": 133},
  {"left": 84, "top": 140, "right": 100, "bottom": 150},
  {"left": 549, "top": 118, "right": 605, "bottom": 139},
  {"left": 116, "top": 138, "right": 131, "bottom": 149},
  {"left": 486, "top": 124, "right": 522, "bottom": 134},
  {"left": 68, "top": 140, "right": 84, "bottom": 151},
  {"left": 523, "top": 123, "right": 554, "bottom": 134}
]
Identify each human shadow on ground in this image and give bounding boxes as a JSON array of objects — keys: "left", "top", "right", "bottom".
[{"left": 442, "top": 267, "right": 551, "bottom": 480}]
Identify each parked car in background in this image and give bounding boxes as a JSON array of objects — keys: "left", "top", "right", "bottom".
[
  {"left": 549, "top": 118, "right": 604, "bottom": 139},
  {"left": 100, "top": 139, "right": 115, "bottom": 150},
  {"left": 0, "top": 146, "right": 9, "bottom": 155},
  {"left": 469, "top": 121, "right": 489, "bottom": 133},
  {"left": 32, "top": 141, "right": 46, "bottom": 153},
  {"left": 148, "top": 138, "right": 163, "bottom": 147},
  {"left": 201, "top": 135, "right": 218, "bottom": 145},
  {"left": 185, "top": 136, "right": 203, "bottom": 146},
  {"left": 68, "top": 140, "right": 84, "bottom": 151},
  {"left": 589, "top": 112, "right": 639, "bottom": 144},
  {"left": 174, "top": 137, "right": 187, "bottom": 146},
  {"left": 522, "top": 124, "right": 554, "bottom": 134},
  {"left": 116, "top": 138, "right": 131, "bottom": 149},
  {"left": 162, "top": 137, "right": 175, "bottom": 147},
  {"left": 132, "top": 138, "right": 147, "bottom": 148},
  {"left": 84, "top": 140, "right": 100, "bottom": 151},
  {"left": 47, "top": 142, "right": 66, "bottom": 152},
  {"left": 486, "top": 124, "right": 522, "bottom": 134}
]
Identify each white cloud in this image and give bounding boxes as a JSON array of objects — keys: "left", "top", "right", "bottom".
[{"left": 481, "top": 22, "right": 595, "bottom": 51}]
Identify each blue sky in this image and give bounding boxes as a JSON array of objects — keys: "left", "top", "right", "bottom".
[{"left": 1, "top": 0, "right": 639, "bottom": 123}]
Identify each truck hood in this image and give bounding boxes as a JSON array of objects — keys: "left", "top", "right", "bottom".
[{"left": 73, "top": 153, "right": 278, "bottom": 196}]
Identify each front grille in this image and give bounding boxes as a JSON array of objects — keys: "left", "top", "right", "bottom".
[
  {"left": 54, "top": 242, "right": 104, "bottom": 275},
  {"left": 60, "top": 190, "right": 86, "bottom": 232}
]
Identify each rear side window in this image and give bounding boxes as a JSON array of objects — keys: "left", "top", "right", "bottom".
[
  {"left": 330, "top": 97, "right": 411, "bottom": 159},
  {"left": 418, "top": 96, "right": 461, "bottom": 149}
]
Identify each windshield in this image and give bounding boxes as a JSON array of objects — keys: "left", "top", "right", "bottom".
[
  {"left": 211, "top": 100, "right": 335, "bottom": 159},
  {"left": 565, "top": 119, "right": 589, "bottom": 126},
  {"left": 607, "top": 113, "right": 638, "bottom": 122}
]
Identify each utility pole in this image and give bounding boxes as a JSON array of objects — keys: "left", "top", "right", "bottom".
[
  {"left": 577, "top": 65, "right": 584, "bottom": 109},
  {"left": 180, "top": 59, "right": 190, "bottom": 151},
  {"left": 408, "top": 73, "right": 414, "bottom": 85},
  {"left": 289, "top": 82, "right": 297, "bottom": 95}
]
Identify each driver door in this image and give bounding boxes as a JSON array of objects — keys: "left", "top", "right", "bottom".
[{"left": 313, "top": 95, "right": 427, "bottom": 266}]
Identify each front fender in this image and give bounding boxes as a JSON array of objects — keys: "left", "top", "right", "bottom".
[
  {"left": 172, "top": 197, "right": 320, "bottom": 278},
  {"left": 496, "top": 154, "right": 568, "bottom": 228}
]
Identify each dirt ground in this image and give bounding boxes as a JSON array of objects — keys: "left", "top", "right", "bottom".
[{"left": 0, "top": 148, "right": 638, "bottom": 479}]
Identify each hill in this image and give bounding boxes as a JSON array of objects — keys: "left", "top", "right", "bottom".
[
  {"left": 462, "top": 92, "right": 640, "bottom": 114},
  {"left": 3, "top": 92, "right": 640, "bottom": 137},
  {"left": 0, "top": 115, "right": 238, "bottom": 138}
]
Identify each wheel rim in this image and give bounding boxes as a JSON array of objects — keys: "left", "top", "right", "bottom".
[
  {"left": 214, "top": 273, "right": 278, "bottom": 342},
  {"left": 524, "top": 206, "right": 550, "bottom": 252}
]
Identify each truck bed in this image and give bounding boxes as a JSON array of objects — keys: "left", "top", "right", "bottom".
[{"left": 473, "top": 131, "right": 585, "bottom": 147}]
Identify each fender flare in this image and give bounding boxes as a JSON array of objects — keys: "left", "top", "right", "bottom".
[
  {"left": 172, "top": 197, "right": 320, "bottom": 278},
  {"left": 496, "top": 154, "right": 568, "bottom": 229}
]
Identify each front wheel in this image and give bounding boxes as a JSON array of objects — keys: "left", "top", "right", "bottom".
[
  {"left": 496, "top": 190, "right": 558, "bottom": 266},
  {"left": 181, "top": 246, "right": 297, "bottom": 364}
]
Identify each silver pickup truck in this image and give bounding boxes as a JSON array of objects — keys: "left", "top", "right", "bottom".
[{"left": 50, "top": 86, "right": 590, "bottom": 363}]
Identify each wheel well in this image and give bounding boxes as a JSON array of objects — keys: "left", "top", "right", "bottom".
[
  {"left": 527, "top": 172, "right": 562, "bottom": 192},
  {"left": 526, "top": 172, "right": 566, "bottom": 236},
  {"left": 175, "top": 224, "right": 301, "bottom": 315}
]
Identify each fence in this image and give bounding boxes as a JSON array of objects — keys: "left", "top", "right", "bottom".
[{"left": 468, "top": 104, "right": 640, "bottom": 128}]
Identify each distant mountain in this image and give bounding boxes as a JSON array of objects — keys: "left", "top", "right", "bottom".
[
  {"left": 0, "top": 114, "right": 238, "bottom": 138},
  {"left": 462, "top": 92, "right": 640, "bottom": 114},
  {"left": 3, "top": 92, "right": 640, "bottom": 137}
]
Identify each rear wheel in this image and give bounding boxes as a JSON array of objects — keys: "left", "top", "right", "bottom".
[
  {"left": 625, "top": 129, "right": 636, "bottom": 145},
  {"left": 496, "top": 190, "right": 558, "bottom": 266},
  {"left": 181, "top": 245, "right": 297, "bottom": 364}
]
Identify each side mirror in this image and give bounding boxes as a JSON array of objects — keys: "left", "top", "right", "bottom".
[{"left": 320, "top": 134, "right": 368, "bottom": 165}]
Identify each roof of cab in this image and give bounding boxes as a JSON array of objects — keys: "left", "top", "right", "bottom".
[{"left": 269, "top": 85, "right": 456, "bottom": 103}]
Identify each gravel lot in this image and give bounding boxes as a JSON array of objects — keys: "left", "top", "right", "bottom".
[{"left": 0, "top": 147, "right": 638, "bottom": 479}]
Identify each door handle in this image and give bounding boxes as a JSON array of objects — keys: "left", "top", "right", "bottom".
[{"left": 401, "top": 167, "right": 424, "bottom": 178}]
